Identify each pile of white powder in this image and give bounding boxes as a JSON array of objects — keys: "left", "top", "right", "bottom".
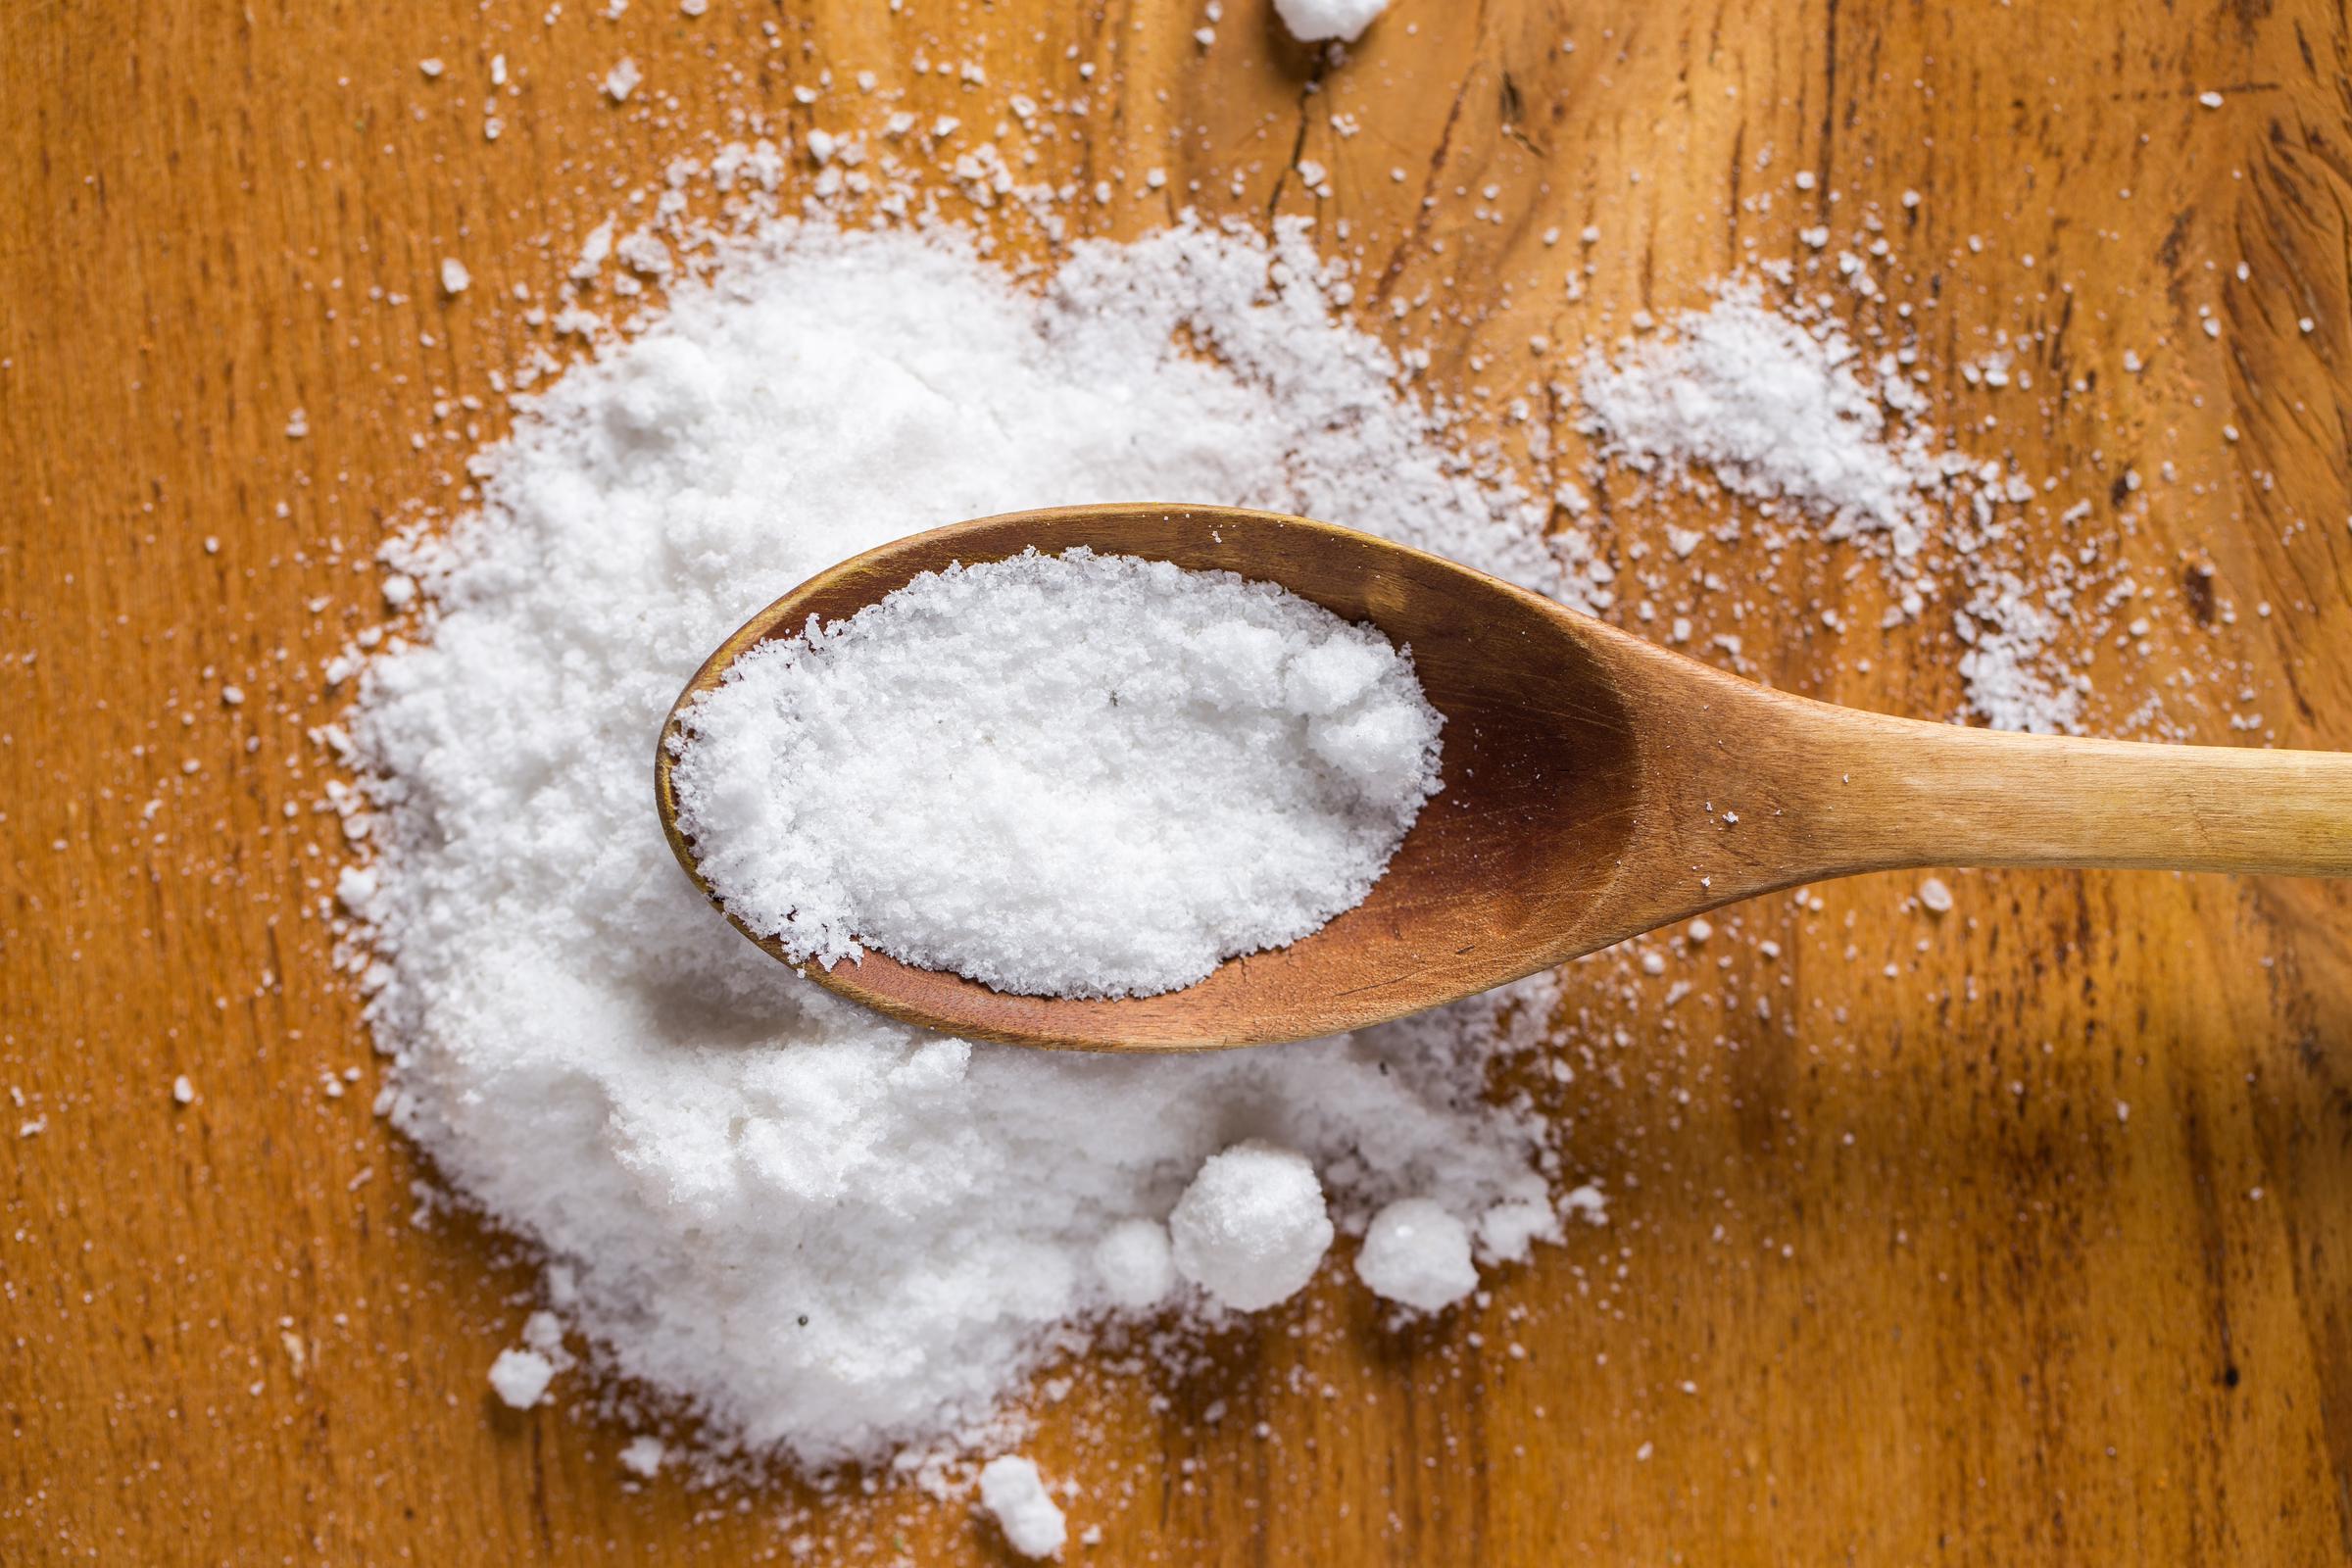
[
  {"left": 1579, "top": 281, "right": 2090, "bottom": 732},
  {"left": 340, "top": 217, "right": 1592, "bottom": 1472},
  {"left": 1579, "top": 280, "right": 1959, "bottom": 581},
  {"left": 668, "top": 547, "right": 1444, "bottom": 999}
]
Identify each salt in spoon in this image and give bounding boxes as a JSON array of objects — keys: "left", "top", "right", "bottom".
[{"left": 655, "top": 504, "right": 2352, "bottom": 1052}]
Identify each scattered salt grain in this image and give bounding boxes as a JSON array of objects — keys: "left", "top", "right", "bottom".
[
  {"left": 1354, "top": 1197, "right": 1478, "bottom": 1311},
  {"left": 604, "top": 58, "right": 641, "bottom": 102},
  {"left": 1169, "top": 1141, "right": 1334, "bottom": 1311},
  {"left": 172, "top": 1075, "right": 195, "bottom": 1105},
  {"left": 669, "top": 549, "right": 1444, "bottom": 999},
  {"left": 978, "top": 1454, "right": 1068, "bottom": 1559},
  {"left": 1918, "top": 875, "right": 1954, "bottom": 913},
  {"left": 439, "top": 258, "right": 471, "bottom": 296},
  {"left": 1273, "top": 0, "right": 1392, "bottom": 43},
  {"left": 618, "top": 1435, "right": 665, "bottom": 1477},
  {"left": 487, "top": 1347, "right": 557, "bottom": 1409}
]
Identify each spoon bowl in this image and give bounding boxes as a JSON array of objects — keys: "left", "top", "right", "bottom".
[{"left": 657, "top": 503, "right": 2352, "bottom": 1051}]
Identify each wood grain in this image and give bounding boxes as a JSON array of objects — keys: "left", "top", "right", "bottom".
[{"left": 10, "top": 0, "right": 2352, "bottom": 1562}]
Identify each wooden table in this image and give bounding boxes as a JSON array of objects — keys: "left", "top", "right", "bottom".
[{"left": 9, "top": 1, "right": 2352, "bottom": 1561}]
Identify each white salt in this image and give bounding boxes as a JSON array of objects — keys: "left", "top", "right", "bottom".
[
  {"left": 487, "top": 1347, "right": 557, "bottom": 1408},
  {"left": 1168, "top": 1141, "right": 1334, "bottom": 1311},
  {"left": 1354, "top": 1197, "right": 1478, "bottom": 1311},
  {"left": 1091, "top": 1218, "right": 1177, "bottom": 1311},
  {"left": 1580, "top": 282, "right": 1951, "bottom": 566},
  {"left": 1957, "top": 573, "right": 2083, "bottom": 734},
  {"left": 978, "top": 1454, "right": 1067, "bottom": 1558},
  {"left": 670, "top": 549, "right": 1443, "bottom": 999},
  {"left": 440, "top": 258, "right": 471, "bottom": 296},
  {"left": 1274, "top": 0, "right": 1391, "bottom": 43},
  {"left": 1918, "top": 875, "right": 1954, "bottom": 913},
  {"left": 343, "top": 218, "right": 1586, "bottom": 1470},
  {"left": 1474, "top": 1185, "right": 1562, "bottom": 1262},
  {"left": 618, "top": 1435, "right": 665, "bottom": 1477}
]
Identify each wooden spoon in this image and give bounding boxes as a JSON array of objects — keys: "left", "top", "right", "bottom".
[{"left": 655, "top": 503, "right": 2352, "bottom": 1052}]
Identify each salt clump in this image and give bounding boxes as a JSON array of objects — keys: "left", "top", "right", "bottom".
[
  {"left": 978, "top": 1454, "right": 1068, "bottom": 1558},
  {"left": 1274, "top": 0, "right": 1392, "bottom": 43},
  {"left": 1091, "top": 1218, "right": 1178, "bottom": 1311},
  {"left": 1168, "top": 1141, "right": 1335, "bottom": 1311},
  {"left": 670, "top": 548, "right": 1444, "bottom": 999},
  {"left": 1354, "top": 1197, "right": 1479, "bottom": 1312},
  {"left": 342, "top": 219, "right": 1589, "bottom": 1470},
  {"left": 487, "top": 1348, "right": 557, "bottom": 1409}
]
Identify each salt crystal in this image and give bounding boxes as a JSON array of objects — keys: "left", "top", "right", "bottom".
[
  {"left": 487, "top": 1347, "right": 556, "bottom": 1408},
  {"left": 1168, "top": 1141, "right": 1334, "bottom": 1311},
  {"left": 570, "top": 220, "right": 615, "bottom": 280},
  {"left": 604, "top": 58, "right": 641, "bottom": 102},
  {"left": 439, "top": 258, "right": 471, "bottom": 297},
  {"left": 1919, "top": 875, "right": 1954, "bottom": 913},
  {"left": 618, "top": 1435, "right": 664, "bottom": 1476},
  {"left": 978, "top": 1455, "right": 1068, "bottom": 1559},
  {"left": 172, "top": 1075, "right": 195, "bottom": 1105},
  {"left": 1475, "top": 1189, "right": 1561, "bottom": 1261},
  {"left": 1354, "top": 1198, "right": 1478, "bottom": 1311},
  {"left": 1273, "top": 0, "right": 1391, "bottom": 42}
]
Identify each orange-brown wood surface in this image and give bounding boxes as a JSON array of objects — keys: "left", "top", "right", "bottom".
[{"left": 10, "top": 1, "right": 2352, "bottom": 1562}]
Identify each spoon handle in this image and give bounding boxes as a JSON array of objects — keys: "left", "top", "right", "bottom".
[{"left": 1784, "top": 709, "right": 2352, "bottom": 879}]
